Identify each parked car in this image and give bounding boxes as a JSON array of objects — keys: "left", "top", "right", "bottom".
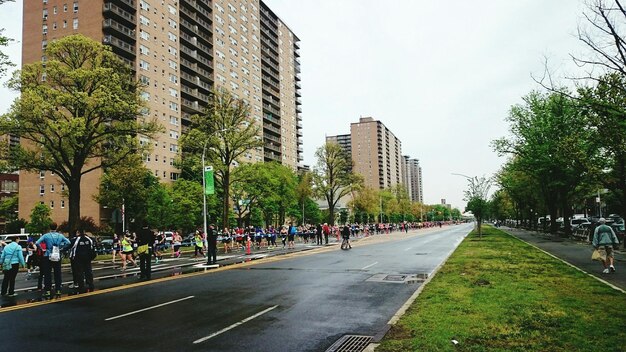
[
  {"left": 611, "top": 222, "right": 625, "bottom": 249},
  {"left": 573, "top": 222, "right": 593, "bottom": 241},
  {"left": 96, "top": 239, "right": 113, "bottom": 255},
  {"left": 181, "top": 234, "right": 195, "bottom": 247},
  {"left": 571, "top": 218, "right": 590, "bottom": 231}
]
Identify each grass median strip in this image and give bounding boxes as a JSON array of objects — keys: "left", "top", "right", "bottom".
[{"left": 376, "top": 226, "right": 626, "bottom": 352}]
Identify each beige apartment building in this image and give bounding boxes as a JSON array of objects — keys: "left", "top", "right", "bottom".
[
  {"left": 20, "top": 0, "right": 302, "bottom": 226},
  {"left": 327, "top": 117, "right": 404, "bottom": 190},
  {"left": 402, "top": 156, "right": 423, "bottom": 203}
]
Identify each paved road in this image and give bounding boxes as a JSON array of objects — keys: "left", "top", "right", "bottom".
[
  {"left": 0, "top": 224, "right": 472, "bottom": 352},
  {"left": 504, "top": 227, "right": 626, "bottom": 291}
]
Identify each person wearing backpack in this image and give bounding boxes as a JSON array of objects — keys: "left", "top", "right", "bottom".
[
  {"left": 70, "top": 229, "right": 96, "bottom": 293},
  {"left": 1, "top": 236, "right": 26, "bottom": 297},
  {"left": 36, "top": 223, "right": 70, "bottom": 297}
]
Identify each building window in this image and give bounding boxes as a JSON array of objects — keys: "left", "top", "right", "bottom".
[
  {"left": 73, "top": 18, "right": 78, "bottom": 29},
  {"left": 61, "top": 200, "right": 65, "bottom": 208},
  {"left": 169, "top": 116, "right": 179, "bottom": 125},
  {"left": 73, "top": 2, "right": 78, "bottom": 13},
  {"left": 63, "top": 20, "right": 67, "bottom": 28},
  {"left": 42, "top": 25, "right": 48, "bottom": 35},
  {"left": 53, "top": 6, "right": 57, "bottom": 14},
  {"left": 43, "top": 9, "right": 48, "bottom": 20},
  {"left": 50, "top": 201, "right": 54, "bottom": 209},
  {"left": 50, "top": 184, "right": 55, "bottom": 192},
  {"left": 139, "top": 60, "right": 149, "bottom": 70},
  {"left": 40, "top": 185, "right": 45, "bottom": 196},
  {"left": 63, "top": 4, "right": 68, "bottom": 12}
]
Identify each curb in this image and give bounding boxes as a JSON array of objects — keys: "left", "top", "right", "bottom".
[{"left": 364, "top": 228, "right": 472, "bottom": 351}]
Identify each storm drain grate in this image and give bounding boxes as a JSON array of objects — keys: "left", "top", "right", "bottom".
[
  {"left": 325, "top": 335, "right": 373, "bottom": 352},
  {"left": 383, "top": 275, "right": 407, "bottom": 282}
]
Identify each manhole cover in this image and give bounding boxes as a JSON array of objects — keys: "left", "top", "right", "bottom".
[
  {"left": 383, "top": 275, "right": 407, "bottom": 281},
  {"left": 325, "top": 335, "right": 373, "bottom": 352}
]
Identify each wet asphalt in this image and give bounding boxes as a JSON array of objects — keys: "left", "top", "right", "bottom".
[{"left": 0, "top": 224, "right": 472, "bottom": 352}]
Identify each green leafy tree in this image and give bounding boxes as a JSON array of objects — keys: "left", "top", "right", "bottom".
[
  {"left": 146, "top": 183, "right": 173, "bottom": 231},
  {"left": 169, "top": 179, "right": 203, "bottom": 234},
  {"left": 95, "top": 156, "right": 158, "bottom": 232},
  {"left": 313, "top": 142, "right": 361, "bottom": 225},
  {"left": 490, "top": 189, "right": 515, "bottom": 222},
  {"left": 26, "top": 203, "right": 53, "bottom": 235},
  {"left": 462, "top": 175, "right": 492, "bottom": 238},
  {"left": 350, "top": 187, "right": 380, "bottom": 223},
  {"left": 5, "top": 218, "right": 27, "bottom": 234},
  {"left": 0, "top": 34, "right": 161, "bottom": 232},
  {"left": 579, "top": 73, "right": 626, "bottom": 218},
  {"left": 493, "top": 91, "right": 594, "bottom": 234},
  {"left": 180, "top": 88, "right": 263, "bottom": 229},
  {"left": 0, "top": 196, "right": 17, "bottom": 223}
]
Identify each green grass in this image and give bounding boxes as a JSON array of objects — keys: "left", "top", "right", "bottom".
[{"left": 377, "top": 226, "right": 626, "bottom": 352}]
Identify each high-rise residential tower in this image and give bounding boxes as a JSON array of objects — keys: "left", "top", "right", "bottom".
[
  {"left": 19, "top": 0, "right": 302, "bottom": 226},
  {"left": 402, "top": 156, "right": 423, "bottom": 203},
  {"left": 328, "top": 117, "right": 403, "bottom": 190}
]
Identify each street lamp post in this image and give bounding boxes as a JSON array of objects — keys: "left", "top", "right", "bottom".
[{"left": 201, "top": 127, "right": 236, "bottom": 237}]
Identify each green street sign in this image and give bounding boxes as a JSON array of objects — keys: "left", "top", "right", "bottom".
[{"left": 204, "top": 166, "right": 215, "bottom": 195}]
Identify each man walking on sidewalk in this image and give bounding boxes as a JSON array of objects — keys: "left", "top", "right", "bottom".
[{"left": 592, "top": 218, "right": 620, "bottom": 274}]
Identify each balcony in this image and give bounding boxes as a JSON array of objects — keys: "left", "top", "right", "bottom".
[
  {"left": 296, "top": 121, "right": 303, "bottom": 129},
  {"left": 103, "top": 2, "right": 136, "bottom": 26},
  {"left": 263, "top": 104, "right": 281, "bottom": 117},
  {"left": 263, "top": 124, "right": 281, "bottom": 135},
  {"left": 115, "top": 0, "right": 136, "bottom": 11},
  {"left": 264, "top": 152, "right": 281, "bottom": 161},
  {"left": 262, "top": 77, "right": 279, "bottom": 91},
  {"left": 180, "top": 44, "right": 197, "bottom": 59},
  {"left": 264, "top": 142, "right": 281, "bottom": 153},
  {"left": 263, "top": 134, "right": 281, "bottom": 144},
  {"left": 262, "top": 55, "right": 279, "bottom": 71},
  {"left": 103, "top": 35, "right": 135, "bottom": 59},
  {"left": 181, "top": 0, "right": 211, "bottom": 19},
  {"left": 103, "top": 19, "right": 135, "bottom": 42},
  {"left": 263, "top": 113, "right": 281, "bottom": 127},
  {"left": 261, "top": 37, "right": 278, "bottom": 55},
  {"left": 296, "top": 129, "right": 303, "bottom": 137},
  {"left": 260, "top": 27, "right": 278, "bottom": 46}
]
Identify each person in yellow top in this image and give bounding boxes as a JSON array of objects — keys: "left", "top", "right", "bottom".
[
  {"left": 193, "top": 230, "right": 205, "bottom": 258},
  {"left": 120, "top": 232, "right": 137, "bottom": 271}
]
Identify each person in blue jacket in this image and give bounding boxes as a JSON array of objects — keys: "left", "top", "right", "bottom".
[
  {"left": 1, "top": 236, "right": 26, "bottom": 297},
  {"left": 36, "top": 223, "right": 70, "bottom": 296}
]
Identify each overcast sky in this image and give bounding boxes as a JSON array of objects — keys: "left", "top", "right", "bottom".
[{"left": 0, "top": 1, "right": 589, "bottom": 209}]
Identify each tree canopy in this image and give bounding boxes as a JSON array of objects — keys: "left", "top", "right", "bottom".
[{"left": 0, "top": 34, "right": 161, "bottom": 232}]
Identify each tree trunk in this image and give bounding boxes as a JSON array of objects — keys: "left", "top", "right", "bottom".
[
  {"left": 68, "top": 176, "right": 82, "bottom": 234},
  {"left": 328, "top": 203, "right": 335, "bottom": 225},
  {"left": 222, "top": 170, "right": 230, "bottom": 230}
]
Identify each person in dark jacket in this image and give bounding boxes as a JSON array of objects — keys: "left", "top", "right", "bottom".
[
  {"left": 206, "top": 225, "right": 218, "bottom": 265},
  {"left": 70, "top": 229, "right": 95, "bottom": 293},
  {"left": 137, "top": 225, "right": 156, "bottom": 280},
  {"left": 316, "top": 223, "right": 323, "bottom": 245}
]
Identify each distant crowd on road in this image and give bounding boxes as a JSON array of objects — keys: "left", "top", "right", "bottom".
[{"left": 0, "top": 219, "right": 462, "bottom": 300}]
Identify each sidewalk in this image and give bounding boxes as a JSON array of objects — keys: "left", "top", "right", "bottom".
[{"left": 503, "top": 227, "right": 626, "bottom": 291}]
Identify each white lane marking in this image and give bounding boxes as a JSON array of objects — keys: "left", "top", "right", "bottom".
[
  {"left": 105, "top": 296, "right": 195, "bottom": 321},
  {"left": 193, "top": 305, "right": 279, "bottom": 344},
  {"left": 361, "top": 262, "right": 378, "bottom": 270},
  {"left": 404, "top": 247, "right": 412, "bottom": 251}
]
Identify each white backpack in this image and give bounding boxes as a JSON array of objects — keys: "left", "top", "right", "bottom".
[{"left": 49, "top": 234, "right": 61, "bottom": 262}]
